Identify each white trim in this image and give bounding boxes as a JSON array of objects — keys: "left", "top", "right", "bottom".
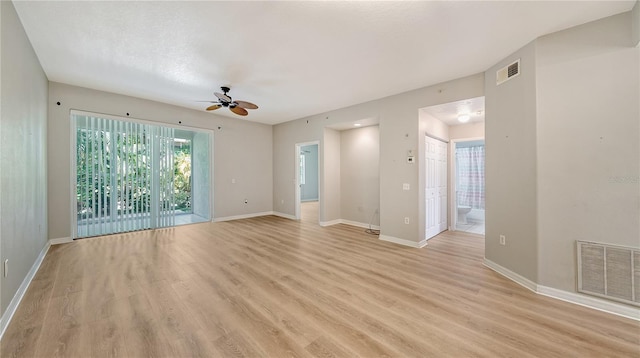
[
  {"left": 380, "top": 235, "right": 428, "bottom": 248},
  {"left": 70, "top": 113, "right": 77, "bottom": 239},
  {"left": 0, "top": 242, "right": 50, "bottom": 340},
  {"left": 319, "top": 219, "right": 341, "bottom": 227},
  {"left": 340, "top": 219, "right": 380, "bottom": 231},
  {"left": 537, "top": 285, "right": 640, "bottom": 322},
  {"left": 271, "top": 211, "right": 297, "bottom": 220},
  {"left": 213, "top": 214, "right": 381, "bottom": 230},
  {"left": 424, "top": 132, "right": 449, "bottom": 144},
  {"left": 483, "top": 258, "right": 537, "bottom": 292},
  {"left": 213, "top": 211, "right": 275, "bottom": 222},
  {"left": 484, "top": 258, "right": 640, "bottom": 322},
  {"left": 49, "top": 237, "right": 73, "bottom": 245}
]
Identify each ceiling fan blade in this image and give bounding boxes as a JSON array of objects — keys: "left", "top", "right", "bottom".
[
  {"left": 206, "top": 104, "right": 222, "bottom": 111},
  {"left": 214, "top": 92, "right": 231, "bottom": 102},
  {"left": 229, "top": 106, "right": 248, "bottom": 116},
  {"left": 196, "top": 100, "right": 222, "bottom": 103},
  {"left": 234, "top": 100, "right": 258, "bottom": 110}
]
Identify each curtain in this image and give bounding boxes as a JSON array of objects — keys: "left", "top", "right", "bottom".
[
  {"left": 456, "top": 145, "right": 485, "bottom": 209},
  {"left": 74, "top": 114, "right": 174, "bottom": 238}
]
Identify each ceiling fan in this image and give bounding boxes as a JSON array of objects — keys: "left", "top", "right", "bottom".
[{"left": 202, "top": 86, "right": 258, "bottom": 116}]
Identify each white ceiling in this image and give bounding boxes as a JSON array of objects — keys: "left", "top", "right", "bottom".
[
  {"left": 421, "top": 96, "right": 485, "bottom": 127},
  {"left": 13, "top": 1, "right": 634, "bottom": 125}
]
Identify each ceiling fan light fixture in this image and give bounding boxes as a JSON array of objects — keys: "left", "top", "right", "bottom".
[
  {"left": 203, "top": 86, "right": 258, "bottom": 116},
  {"left": 458, "top": 114, "right": 470, "bottom": 123}
]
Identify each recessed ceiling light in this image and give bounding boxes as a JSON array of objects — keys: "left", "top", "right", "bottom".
[
  {"left": 458, "top": 114, "right": 470, "bottom": 123},
  {"left": 354, "top": 123, "right": 362, "bottom": 127}
]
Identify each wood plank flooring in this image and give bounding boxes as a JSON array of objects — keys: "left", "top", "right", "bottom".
[{"left": 1, "top": 214, "right": 639, "bottom": 357}]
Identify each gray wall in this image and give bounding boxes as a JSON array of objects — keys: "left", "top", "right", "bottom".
[
  {"left": 419, "top": 111, "right": 449, "bottom": 141},
  {"left": 300, "top": 144, "right": 318, "bottom": 201},
  {"left": 322, "top": 128, "right": 341, "bottom": 223},
  {"left": 340, "top": 125, "right": 380, "bottom": 226},
  {"left": 0, "top": 0, "right": 49, "bottom": 314},
  {"left": 48, "top": 82, "right": 273, "bottom": 239},
  {"left": 485, "top": 11, "right": 639, "bottom": 293},
  {"left": 273, "top": 74, "right": 484, "bottom": 244},
  {"left": 484, "top": 40, "right": 539, "bottom": 282},
  {"left": 449, "top": 122, "right": 484, "bottom": 140},
  {"left": 633, "top": 0, "right": 639, "bottom": 46},
  {"left": 536, "top": 12, "right": 639, "bottom": 291}
]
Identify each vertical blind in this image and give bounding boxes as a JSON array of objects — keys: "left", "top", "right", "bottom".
[{"left": 74, "top": 113, "right": 175, "bottom": 238}]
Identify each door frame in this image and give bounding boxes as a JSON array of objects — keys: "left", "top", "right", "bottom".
[
  {"left": 294, "top": 141, "right": 320, "bottom": 221},
  {"left": 449, "top": 137, "right": 484, "bottom": 232}
]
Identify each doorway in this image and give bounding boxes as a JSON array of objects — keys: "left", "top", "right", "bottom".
[
  {"left": 295, "top": 141, "right": 320, "bottom": 223},
  {"left": 452, "top": 139, "right": 485, "bottom": 235}
]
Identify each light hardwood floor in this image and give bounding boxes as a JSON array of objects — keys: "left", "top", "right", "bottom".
[{"left": 1, "top": 215, "right": 639, "bottom": 357}]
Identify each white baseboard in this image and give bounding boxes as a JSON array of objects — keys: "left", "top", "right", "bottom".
[
  {"left": 483, "top": 258, "right": 537, "bottom": 292},
  {"left": 340, "top": 219, "right": 380, "bottom": 230},
  {"left": 0, "top": 241, "right": 50, "bottom": 340},
  {"left": 379, "top": 235, "right": 428, "bottom": 248},
  {"left": 537, "top": 285, "right": 639, "bottom": 321},
  {"left": 213, "top": 211, "right": 274, "bottom": 222},
  {"left": 319, "top": 219, "right": 380, "bottom": 230},
  {"left": 271, "top": 211, "right": 297, "bottom": 220},
  {"left": 319, "top": 219, "right": 341, "bottom": 227},
  {"left": 484, "top": 258, "right": 639, "bottom": 321},
  {"left": 49, "top": 237, "right": 72, "bottom": 245}
]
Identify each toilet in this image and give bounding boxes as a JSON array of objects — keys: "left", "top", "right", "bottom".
[{"left": 457, "top": 206, "right": 472, "bottom": 224}]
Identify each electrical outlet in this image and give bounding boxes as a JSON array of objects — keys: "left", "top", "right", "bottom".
[
  {"left": 404, "top": 217, "right": 410, "bottom": 224},
  {"left": 499, "top": 235, "right": 506, "bottom": 246},
  {"left": 403, "top": 183, "right": 410, "bottom": 191}
]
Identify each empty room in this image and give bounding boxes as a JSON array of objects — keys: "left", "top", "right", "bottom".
[{"left": 1, "top": 1, "right": 639, "bottom": 357}]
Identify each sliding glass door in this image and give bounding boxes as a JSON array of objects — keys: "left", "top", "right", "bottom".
[{"left": 72, "top": 111, "right": 211, "bottom": 238}]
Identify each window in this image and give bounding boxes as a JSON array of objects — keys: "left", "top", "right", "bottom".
[
  {"left": 72, "top": 112, "right": 211, "bottom": 238},
  {"left": 173, "top": 137, "right": 192, "bottom": 213}
]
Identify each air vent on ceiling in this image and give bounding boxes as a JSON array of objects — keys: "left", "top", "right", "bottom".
[
  {"left": 577, "top": 240, "right": 639, "bottom": 307},
  {"left": 496, "top": 59, "right": 520, "bottom": 85}
]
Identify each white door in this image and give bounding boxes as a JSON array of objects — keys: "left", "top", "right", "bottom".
[
  {"left": 436, "top": 140, "right": 448, "bottom": 233},
  {"left": 425, "top": 136, "right": 448, "bottom": 240}
]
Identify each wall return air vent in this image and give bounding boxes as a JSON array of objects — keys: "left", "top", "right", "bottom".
[
  {"left": 577, "top": 241, "right": 639, "bottom": 307},
  {"left": 496, "top": 59, "right": 520, "bottom": 85}
]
